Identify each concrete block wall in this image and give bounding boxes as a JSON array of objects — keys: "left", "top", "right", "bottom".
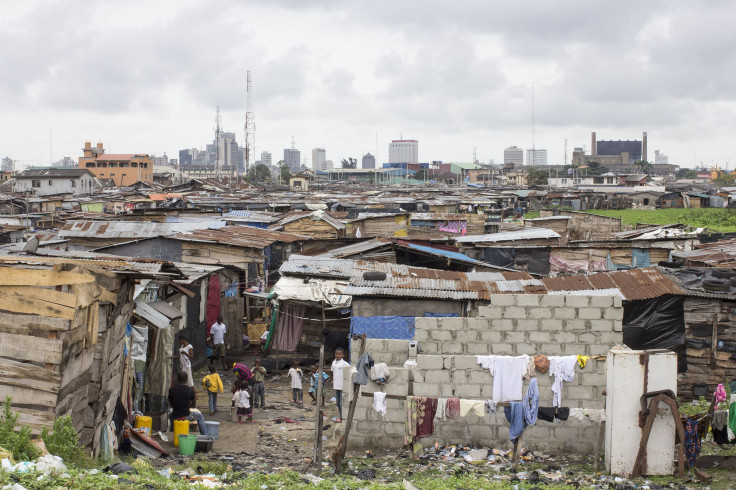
[{"left": 349, "top": 294, "right": 623, "bottom": 453}]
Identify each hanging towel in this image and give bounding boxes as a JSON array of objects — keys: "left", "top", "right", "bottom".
[
  {"left": 372, "top": 392, "right": 387, "bottom": 416},
  {"left": 729, "top": 400, "right": 736, "bottom": 442},
  {"left": 446, "top": 398, "right": 461, "bottom": 419},
  {"left": 370, "top": 363, "right": 390, "bottom": 383},
  {"left": 537, "top": 406, "right": 555, "bottom": 422},
  {"left": 588, "top": 409, "right": 606, "bottom": 424},
  {"left": 476, "top": 354, "right": 530, "bottom": 401},
  {"left": 715, "top": 384, "right": 727, "bottom": 404},
  {"left": 570, "top": 408, "right": 585, "bottom": 422},
  {"left": 405, "top": 397, "right": 437, "bottom": 444},
  {"left": 523, "top": 378, "right": 539, "bottom": 425},
  {"left": 576, "top": 355, "right": 591, "bottom": 368},
  {"left": 684, "top": 418, "right": 701, "bottom": 468},
  {"left": 555, "top": 407, "right": 570, "bottom": 421},
  {"left": 459, "top": 399, "right": 486, "bottom": 417},
  {"left": 434, "top": 398, "right": 447, "bottom": 421},
  {"left": 355, "top": 353, "right": 374, "bottom": 386},
  {"left": 713, "top": 410, "right": 728, "bottom": 431},
  {"left": 504, "top": 403, "right": 525, "bottom": 441},
  {"left": 548, "top": 356, "right": 577, "bottom": 407}
]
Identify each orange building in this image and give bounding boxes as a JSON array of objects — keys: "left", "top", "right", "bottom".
[{"left": 78, "top": 142, "right": 152, "bottom": 186}]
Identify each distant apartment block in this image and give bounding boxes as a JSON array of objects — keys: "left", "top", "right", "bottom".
[
  {"left": 362, "top": 152, "right": 376, "bottom": 169},
  {"left": 1, "top": 157, "right": 12, "bottom": 172},
  {"left": 389, "top": 139, "right": 418, "bottom": 164},
  {"left": 284, "top": 148, "right": 301, "bottom": 171},
  {"left": 261, "top": 151, "right": 272, "bottom": 167},
  {"left": 312, "top": 148, "right": 326, "bottom": 171},
  {"left": 526, "top": 149, "right": 547, "bottom": 166},
  {"left": 79, "top": 141, "right": 152, "bottom": 185},
  {"left": 504, "top": 146, "right": 524, "bottom": 166},
  {"left": 15, "top": 168, "right": 96, "bottom": 196},
  {"left": 654, "top": 150, "right": 668, "bottom": 165}
]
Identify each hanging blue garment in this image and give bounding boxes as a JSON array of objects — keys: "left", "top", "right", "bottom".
[
  {"left": 523, "top": 378, "right": 539, "bottom": 425},
  {"left": 504, "top": 403, "right": 525, "bottom": 441}
]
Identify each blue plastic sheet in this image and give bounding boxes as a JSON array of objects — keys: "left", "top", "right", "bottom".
[
  {"left": 632, "top": 249, "right": 650, "bottom": 267},
  {"left": 350, "top": 316, "right": 416, "bottom": 340}
]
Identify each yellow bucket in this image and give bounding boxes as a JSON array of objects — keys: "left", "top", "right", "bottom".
[
  {"left": 134, "top": 416, "right": 152, "bottom": 436},
  {"left": 173, "top": 419, "right": 189, "bottom": 448}
]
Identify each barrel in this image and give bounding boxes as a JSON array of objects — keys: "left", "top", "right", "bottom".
[
  {"left": 173, "top": 419, "right": 189, "bottom": 447},
  {"left": 134, "top": 416, "right": 152, "bottom": 436}
]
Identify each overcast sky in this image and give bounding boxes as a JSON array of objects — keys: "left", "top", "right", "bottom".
[{"left": 2, "top": 0, "right": 735, "bottom": 169}]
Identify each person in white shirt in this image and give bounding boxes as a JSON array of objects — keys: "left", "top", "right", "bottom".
[
  {"left": 172, "top": 335, "right": 194, "bottom": 387},
  {"left": 210, "top": 315, "right": 227, "bottom": 370},
  {"left": 330, "top": 348, "right": 350, "bottom": 422},
  {"left": 231, "top": 381, "right": 252, "bottom": 424},
  {"left": 288, "top": 361, "right": 304, "bottom": 406}
]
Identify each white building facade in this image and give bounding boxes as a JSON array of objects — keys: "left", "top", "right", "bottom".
[
  {"left": 312, "top": 148, "right": 326, "bottom": 171},
  {"left": 504, "top": 146, "right": 524, "bottom": 166},
  {"left": 14, "top": 168, "right": 96, "bottom": 196},
  {"left": 526, "top": 149, "right": 548, "bottom": 165},
  {"left": 389, "top": 139, "right": 418, "bottom": 164}
]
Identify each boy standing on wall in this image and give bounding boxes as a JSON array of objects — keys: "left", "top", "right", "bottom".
[{"left": 331, "top": 348, "right": 350, "bottom": 423}]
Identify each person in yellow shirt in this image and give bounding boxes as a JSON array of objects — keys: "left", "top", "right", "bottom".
[{"left": 202, "top": 365, "right": 224, "bottom": 416}]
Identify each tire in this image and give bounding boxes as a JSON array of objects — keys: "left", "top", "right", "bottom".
[
  {"left": 658, "top": 261, "right": 682, "bottom": 268},
  {"left": 703, "top": 279, "right": 729, "bottom": 292},
  {"left": 362, "top": 271, "right": 387, "bottom": 281},
  {"left": 712, "top": 270, "right": 736, "bottom": 279}
]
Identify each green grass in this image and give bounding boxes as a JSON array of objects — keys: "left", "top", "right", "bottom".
[{"left": 584, "top": 208, "right": 736, "bottom": 232}]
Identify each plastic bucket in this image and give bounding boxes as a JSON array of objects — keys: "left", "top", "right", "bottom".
[
  {"left": 204, "top": 421, "right": 220, "bottom": 439},
  {"left": 178, "top": 435, "right": 197, "bottom": 456},
  {"left": 173, "top": 419, "right": 189, "bottom": 448}
]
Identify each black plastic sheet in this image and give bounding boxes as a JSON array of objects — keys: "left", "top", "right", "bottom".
[
  {"left": 482, "top": 248, "right": 515, "bottom": 269},
  {"left": 623, "top": 295, "right": 686, "bottom": 372}
]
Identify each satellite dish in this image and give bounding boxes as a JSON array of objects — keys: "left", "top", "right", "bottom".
[{"left": 21, "top": 236, "right": 39, "bottom": 254}]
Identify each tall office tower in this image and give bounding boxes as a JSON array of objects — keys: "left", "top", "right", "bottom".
[
  {"left": 312, "top": 148, "right": 326, "bottom": 171},
  {"left": 362, "top": 152, "right": 376, "bottom": 169},
  {"left": 389, "top": 139, "right": 418, "bottom": 164},
  {"left": 504, "top": 146, "right": 524, "bottom": 165},
  {"left": 526, "top": 149, "right": 548, "bottom": 165}
]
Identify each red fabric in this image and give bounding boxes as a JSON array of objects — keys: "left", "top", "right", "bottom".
[
  {"left": 206, "top": 275, "right": 221, "bottom": 336},
  {"left": 416, "top": 397, "right": 438, "bottom": 440},
  {"left": 446, "top": 398, "right": 460, "bottom": 419}
]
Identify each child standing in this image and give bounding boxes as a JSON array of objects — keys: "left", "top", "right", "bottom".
[
  {"left": 288, "top": 362, "right": 303, "bottom": 406},
  {"left": 232, "top": 381, "right": 252, "bottom": 424},
  {"left": 202, "top": 365, "right": 224, "bottom": 416},
  {"left": 308, "top": 364, "right": 329, "bottom": 406},
  {"left": 331, "top": 348, "right": 350, "bottom": 423},
  {"left": 251, "top": 358, "right": 267, "bottom": 409}
]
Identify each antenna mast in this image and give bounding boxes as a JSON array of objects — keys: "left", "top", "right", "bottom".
[
  {"left": 531, "top": 84, "right": 535, "bottom": 167},
  {"left": 245, "top": 70, "right": 255, "bottom": 182},
  {"left": 215, "top": 106, "right": 222, "bottom": 181}
]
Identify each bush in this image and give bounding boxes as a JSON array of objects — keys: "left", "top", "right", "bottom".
[
  {"left": 41, "top": 415, "right": 92, "bottom": 468},
  {"left": 0, "top": 396, "right": 41, "bottom": 462}
]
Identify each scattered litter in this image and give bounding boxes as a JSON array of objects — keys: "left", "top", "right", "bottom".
[
  {"left": 157, "top": 431, "right": 169, "bottom": 442},
  {"left": 34, "top": 455, "right": 66, "bottom": 475},
  {"left": 302, "top": 473, "right": 325, "bottom": 484}
]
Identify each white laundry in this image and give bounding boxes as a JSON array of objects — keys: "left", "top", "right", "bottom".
[
  {"left": 548, "top": 356, "right": 577, "bottom": 407},
  {"left": 476, "top": 354, "right": 530, "bottom": 401},
  {"left": 588, "top": 409, "right": 606, "bottom": 423},
  {"left": 570, "top": 408, "right": 585, "bottom": 422},
  {"left": 459, "top": 399, "right": 485, "bottom": 417},
  {"left": 434, "top": 397, "right": 447, "bottom": 421},
  {"left": 370, "top": 363, "right": 391, "bottom": 381},
  {"left": 372, "top": 392, "right": 387, "bottom": 416}
]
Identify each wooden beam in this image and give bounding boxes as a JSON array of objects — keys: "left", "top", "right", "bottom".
[
  {"left": 0, "top": 357, "right": 61, "bottom": 392},
  {"left": 0, "top": 311, "right": 70, "bottom": 332},
  {"left": 312, "top": 345, "right": 325, "bottom": 475},
  {"left": 0, "top": 290, "right": 75, "bottom": 320},
  {"left": 0, "top": 331, "right": 63, "bottom": 364},
  {"left": 0, "top": 267, "right": 94, "bottom": 287},
  {"left": 333, "top": 333, "right": 366, "bottom": 473},
  {"left": 0, "top": 286, "right": 77, "bottom": 309},
  {"left": 0, "top": 384, "right": 57, "bottom": 408}
]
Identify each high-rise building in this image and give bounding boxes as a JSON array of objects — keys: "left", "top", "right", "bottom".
[
  {"left": 389, "top": 139, "right": 418, "bottom": 164},
  {"left": 260, "top": 151, "right": 272, "bottom": 167},
  {"left": 504, "top": 146, "right": 524, "bottom": 166},
  {"left": 322, "top": 160, "right": 334, "bottom": 170},
  {"left": 654, "top": 150, "right": 668, "bottom": 165},
  {"left": 284, "top": 148, "right": 301, "bottom": 171},
  {"left": 1, "top": 157, "right": 12, "bottom": 172},
  {"left": 362, "top": 153, "right": 376, "bottom": 169},
  {"left": 526, "top": 149, "right": 547, "bottom": 166},
  {"left": 312, "top": 148, "right": 326, "bottom": 171}
]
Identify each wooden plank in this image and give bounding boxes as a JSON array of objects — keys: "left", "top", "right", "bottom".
[
  {"left": 0, "top": 311, "right": 70, "bottom": 332},
  {"left": 0, "top": 331, "right": 63, "bottom": 364},
  {"left": 14, "top": 407, "right": 55, "bottom": 432},
  {"left": 0, "top": 358, "right": 61, "bottom": 392},
  {"left": 312, "top": 345, "right": 325, "bottom": 475},
  {"left": 0, "top": 286, "right": 78, "bottom": 309},
  {"left": 0, "top": 267, "right": 94, "bottom": 287},
  {"left": 0, "top": 384, "right": 57, "bottom": 408},
  {"left": 0, "top": 290, "right": 75, "bottom": 320}
]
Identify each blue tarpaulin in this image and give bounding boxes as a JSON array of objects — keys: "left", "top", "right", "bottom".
[
  {"left": 632, "top": 249, "right": 650, "bottom": 267},
  {"left": 350, "top": 316, "right": 416, "bottom": 340}
]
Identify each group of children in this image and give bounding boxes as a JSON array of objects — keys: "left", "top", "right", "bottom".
[{"left": 198, "top": 348, "right": 352, "bottom": 425}]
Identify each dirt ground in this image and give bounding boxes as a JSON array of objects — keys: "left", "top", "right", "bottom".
[{"left": 154, "top": 353, "right": 351, "bottom": 473}]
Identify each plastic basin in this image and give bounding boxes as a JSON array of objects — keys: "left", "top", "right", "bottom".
[
  {"left": 178, "top": 434, "right": 197, "bottom": 455},
  {"left": 204, "top": 421, "right": 220, "bottom": 439}
]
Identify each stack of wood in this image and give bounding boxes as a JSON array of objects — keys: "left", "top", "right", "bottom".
[
  {"left": 0, "top": 258, "right": 137, "bottom": 455},
  {"left": 680, "top": 297, "right": 736, "bottom": 400}
]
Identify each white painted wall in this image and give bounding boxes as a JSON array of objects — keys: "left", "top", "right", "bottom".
[{"left": 15, "top": 174, "right": 95, "bottom": 196}]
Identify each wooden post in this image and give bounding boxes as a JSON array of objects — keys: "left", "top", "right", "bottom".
[
  {"left": 593, "top": 421, "right": 606, "bottom": 471},
  {"left": 511, "top": 436, "right": 521, "bottom": 471},
  {"left": 312, "top": 345, "right": 325, "bottom": 475},
  {"left": 333, "top": 334, "right": 366, "bottom": 473}
]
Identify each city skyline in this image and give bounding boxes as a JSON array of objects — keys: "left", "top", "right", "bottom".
[{"left": 2, "top": 1, "right": 736, "bottom": 169}]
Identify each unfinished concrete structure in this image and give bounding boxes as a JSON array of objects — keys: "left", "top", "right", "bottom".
[{"left": 348, "top": 294, "right": 623, "bottom": 453}]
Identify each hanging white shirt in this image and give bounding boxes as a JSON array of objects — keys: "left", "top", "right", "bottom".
[
  {"left": 548, "top": 356, "right": 577, "bottom": 407},
  {"left": 476, "top": 354, "right": 530, "bottom": 402},
  {"left": 372, "top": 392, "right": 387, "bottom": 416},
  {"left": 331, "top": 359, "right": 350, "bottom": 391}
]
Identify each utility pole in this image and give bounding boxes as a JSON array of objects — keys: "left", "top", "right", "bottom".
[
  {"left": 245, "top": 70, "right": 255, "bottom": 183},
  {"left": 215, "top": 107, "right": 222, "bottom": 181}
]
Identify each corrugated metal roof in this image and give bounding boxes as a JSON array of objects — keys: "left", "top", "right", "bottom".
[
  {"left": 455, "top": 228, "right": 560, "bottom": 243},
  {"left": 59, "top": 220, "right": 224, "bottom": 239},
  {"left": 173, "top": 225, "right": 308, "bottom": 249},
  {"left": 271, "top": 276, "right": 352, "bottom": 306},
  {"left": 397, "top": 241, "right": 522, "bottom": 272},
  {"left": 672, "top": 239, "right": 736, "bottom": 267},
  {"left": 314, "top": 238, "right": 393, "bottom": 258},
  {"left": 541, "top": 268, "right": 685, "bottom": 301},
  {"left": 270, "top": 211, "right": 346, "bottom": 231}
]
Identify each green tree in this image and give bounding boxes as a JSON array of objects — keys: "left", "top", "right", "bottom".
[
  {"left": 714, "top": 171, "right": 736, "bottom": 187},
  {"left": 676, "top": 168, "right": 699, "bottom": 179},
  {"left": 585, "top": 161, "right": 610, "bottom": 175},
  {"left": 526, "top": 169, "right": 548, "bottom": 186},
  {"left": 412, "top": 169, "right": 431, "bottom": 180},
  {"left": 247, "top": 164, "right": 271, "bottom": 184},
  {"left": 341, "top": 158, "right": 357, "bottom": 169},
  {"left": 633, "top": 160, "right": 653, "bottom": 174},
  {"left": 277, "top": 160, "right": 290, "bottom": 183}
]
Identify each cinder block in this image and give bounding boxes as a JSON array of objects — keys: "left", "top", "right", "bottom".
[
  {"left": 477, "top": 306, "right": 494, "bottom": 317},
  {"left": 479, "top": 330, "right": 503, "bottom": 342},
  {"left": 544, "top": 343, "right": 563, "bottom": 355},
  {"left": 576, "top": 332, "right": 598, "bottom": 343},
  {"left": 440, "top": 317, "right": 465, "bottom": 330},
  {"left": 578, "top": 307, "right": 602, "bottom": 320},
  {"left": 516, "top": 343, "right": 538, "bottom": 355},
  {"left": 491, "top": 295, "right": 516, "bottom": 306},
  {"left": 553, "top": 332, "right": 576, "bottom": 343},
  {"left": 589, "top": 344, "right": 611, "bottom": 356},
  {"left": 590, "top": 296, "right": 613, "bottom": 308},
  {"left": 516, "top": 295, "right": 541, "bottom": 307},
  {"left": 419, "top": 341, "right": 439, "bottom": 354},
  {"left": 604, "top": 307, "right": 623, "bottom": 321},
  {"left": 490, "top": 319, "right": 515, "bottom": 331},
  {"left": 565, "top": 385, "right": 594, "bottom": 400},
  {"left": 562, "top": 343, "right": 588, "bottom": 355},
  {"left": 540, "top": 295, "right": 565, "bottom": 307},
  {"left": 415, "top": 317, "right": 438, "bottom": 330},
  {"left": 553, "top": 307, "right": 576, "bottom": 319},
  {"left": 424, "top": 369, "right": 452, "bottom": 384},
  {"left": 478, "top": 307, "right": 505, "bottom": 320},
  {"left": 489, "top": 343, "right": 515, "bottom": 355},
  {"left": 466, "top": 342, "right": 491, "bottom": 355},
  {"left": 503, "top": 306, "right": 527, "bottom": 319},
  {"left": 564, "top": 319, "right": 589, "bottom": 332},
  {"left": 454, "top": 355, "right": 481, "bottom": 370},
  {"left": 504, "top": 331, "right": 526, "bottom": 343},
  {"left": 565, "top": 296, "right": 590, "bottom": 308},
  {"left": 466, "top": 370, "right": 490, "bottom": 384},
  {"left": 466, "top": 318, "right": 490, "bottom": 330},
  {"left": 432, "top": 330, "right": 453, "bottom": 341},
  {"left": 416, "top": 355, "right": 445, "bottom": 370},
  {"left": 440, "top": 342, "right": 463, "bottom": 354},
  {"left": 454, "top": 330, "right": 480, "bottom": 343},
  {"left": 613, "top": 296, "right": 622, "bottom": 308},
  {"left": 528, "top": 331, "right": 552, "bottom": 343},
  {"left": 413, "top": 383, "right": 440, "bottom": 397},
  {"left": 450, "top": 369, "right": 468, "bottom": 384},
  {"left": 540, "top": 319, "right": 564, "bottom": 331},
  {"left": 414, "top": 329, "right": 430, "bottom": 342},
  {"left": 598, "top": 331, "right": 622, "bottom": 345},
  {"left": 454, "top": 384, "right": 481, "bottom": 398},
  {"left": 386, "top": 339, "right": 409, "bottom": 353},
  {"left": 580, "top": 372, "right": 606, "bottom": 387},
  {"left": 613, "top": 320, "right": 623, "bottom": 332},
  {"left": 529, "top": 307, "right": 552, "bottom": 319},
  {"left": 590, "top": 319, "right": 614, "bottom": 332},
  {"left": 516, "top": 319, "right": 540, "bottom": 331}
]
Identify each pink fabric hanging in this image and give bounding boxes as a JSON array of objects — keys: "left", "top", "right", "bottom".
[{"left": 276, "top": 303, "right": 306, "bottom": 352}]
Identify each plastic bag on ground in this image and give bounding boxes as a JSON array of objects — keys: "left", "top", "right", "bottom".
[{"left": 35, "top": 454, "right": 66, "bottom": 475}]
